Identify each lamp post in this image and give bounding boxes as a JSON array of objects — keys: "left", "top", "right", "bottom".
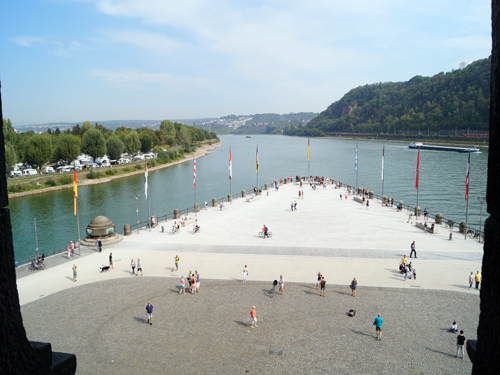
[
  {"left": 477, "top": 196, "right": 486, "bottom": 242},
  {"left": 134, "top": 194, "right": 140, "bottom": 226}
]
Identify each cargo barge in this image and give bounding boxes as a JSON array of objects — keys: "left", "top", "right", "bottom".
[{"left": 408, "top": 142, "right": 479, "bottom": 153}]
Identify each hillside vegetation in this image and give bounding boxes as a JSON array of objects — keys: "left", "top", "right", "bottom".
[{"left": 285, "top": 57, "right": 490, "bottom": 136}]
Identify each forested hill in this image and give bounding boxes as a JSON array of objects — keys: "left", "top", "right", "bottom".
[{"left": 294, "top": 57, "right": 490, "bottom": 136}]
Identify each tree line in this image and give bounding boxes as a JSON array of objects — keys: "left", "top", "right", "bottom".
[
  {"left": 3, "top": 119, "right": 218, "bottom": 172},
  {"left": 284, "top": 57, "right": 491, "bottom": 136}
]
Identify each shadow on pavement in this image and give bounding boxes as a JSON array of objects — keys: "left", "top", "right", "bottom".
[
  {"left": 133, "top": 316, "right": 148, "bottom": 324},
  {"left": 425, "top": 347, "right": 456, "bottom": 358},
  {"left": 233, "top": 320, "right": 250, "bottom": 328},
  {"left": 351, "top": 329, "right": 373, "bottom": 338}
]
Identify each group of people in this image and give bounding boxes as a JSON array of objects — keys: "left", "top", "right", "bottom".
[
  {"left": 315, "top": 272, "right": 357, "bottom": 298},
  {"left": 130, "top": 258, "right": 143, "bottom": 276},
  {"left": 178, "top": 270, "right": 200, "bottom": 295},
  {"left": 448, "top": 322, "right": 467, "bottom": 359},
  {"left": 66, "top": 241, "right": 75, "bottom": 259},
  {"left": 290, "top": 201, "right": 297, "bottom": 211}
]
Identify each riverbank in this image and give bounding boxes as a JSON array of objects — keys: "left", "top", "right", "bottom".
[{"left": 7, "top": 141, "right": 222, "bottom": 200}]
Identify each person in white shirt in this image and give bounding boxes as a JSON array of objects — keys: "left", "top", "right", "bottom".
[
  {"left": 243, "top": 265, "right": 249, "bottom": 283},
  {"left": 450, "top": 321, "right": 458, "bottom": 333},
  {"left": 279, "top": 275, "right": 284, "bottom": 295}
]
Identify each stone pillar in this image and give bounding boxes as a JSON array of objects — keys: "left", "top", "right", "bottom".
[
  {"left": 0, "top": 85, "right": 77, "bottom": 374},
  {"left": 459, "top": 221, "right": 467, "bottom": 234},
  {"left": 194, "top": 203, "right": 200, "bottom": 213},
  {"left": 435, "top": 213, "right": 443, "bottom": 224},
  {"left": 398, "top": 200, "right": 404, "bottom": 209},
  {"left": 264, "top": 183, "right": 269, "bottom": 190},
  {"left": 284, "top": 179, "right": 288, "bottom": 184},
  {"left": 241, "top": 190, "right": 246, "bottom": 197},
  {"left": 124, "top": 224, "right": 131, "bottom": 236},
  {"left": 357, "top": 187, "right": 362, "bottom": 195},
  {"left": 174, "top": 209, "right": 180, "bottom": 219},
  {"left": 415, "top": 206, "right": 421, "bottom": 217},
  {"left": 227, "top": 194, "right": 232, "bottom": 202},
  {"left": 383, "top": 196, "right": 388, "bottom": 205},
  {"left": 212, "top": 198, "right": 217, "bottom": 207},
  {"left": 369, "top": 191, "right": 374, "bottom": 199}
]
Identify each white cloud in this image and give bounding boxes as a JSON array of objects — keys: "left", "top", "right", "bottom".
[
  {"left": 9, "top": 35, "right": 81, "bottom": 57},
  {"left": 9, "top": 36, "right": 45, "bottom": 47}
]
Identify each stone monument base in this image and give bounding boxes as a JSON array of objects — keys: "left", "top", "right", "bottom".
[{"left": 80, "top": 233, "right": 123, "bottom": 247}]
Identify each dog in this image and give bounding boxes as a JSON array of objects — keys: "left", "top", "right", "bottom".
[{"left": 100, "top": 266, "right": 110, "bottom": 273}]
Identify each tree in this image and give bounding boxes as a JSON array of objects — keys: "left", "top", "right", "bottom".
[
  {"left": 54, "top": 128, "right": 61, "bottom": 136},
  {"left": 81, "top": 128, "right": 106, "bottom": 162},
  {"left": 72, "top": 124, "right": 81, "bottom": 136},
  {"left": 54, "top": 134, "right": 81, "bottom": 164},
  {"left": 24, "top": 135, "right": 53, "bottom": 172},
  {"left": 80, "top": 121, "right": 93, "bottom": 138},
  {"left": 4, "top": 142, "right": 17, "bottom": 170},
  {"left": 124, "top": 132, "right": 141, "bottom": 156},
  {"left": 139, "top": 133, "right": 153, "bottom": 153},
  {"left": 178, "top": 126, "right": 192, "bottom": 148},
  {"left": 2, "top": 118, "right": 16, "bottom": 145},
  {"left": 106, "top": 136, "right": 125, "bottom": 161}
]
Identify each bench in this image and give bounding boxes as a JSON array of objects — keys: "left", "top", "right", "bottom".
[
  {"left": 181, "top": 218, "right": 195, "bottom": 227},
  {"left": 416, "top": 222, "right": 438, "bottom": 234},
  {"left": 246, "top": 195, "right": 261, "bottom": 202},
  {"left": 353, "top": 196, "right": 363, "bottom": 204}
]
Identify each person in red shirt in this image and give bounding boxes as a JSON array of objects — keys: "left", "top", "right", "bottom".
[{"left": 250, "top": 306, "right": 257, "bottom": 328}]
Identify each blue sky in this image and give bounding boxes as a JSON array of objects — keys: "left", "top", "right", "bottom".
[{"left": 0, "top": 0, "right": 492, "bottom": 126}]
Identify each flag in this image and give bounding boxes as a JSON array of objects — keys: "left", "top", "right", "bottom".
[
  {"left": 73, "top": 170, "right": 78, "bottom": 215},
  {"left": 256, "top": 145, "right": 259, "bottom": 173},
  {"left": 355, "top": 145, "right": 358, "bottom": 173},
  {"left": 144, "top": 159, "right": 148, "bottom": 199},
  {"left": 229, "top": 147, "right": 232, "bottom": 180},
  {"left": 415, "top": 149, "right": 420, "bottom": 189},
  {"left": 307, "top": 138, "right": 310, "bottom": 161},
  {"left": 465, "top": 152, "right": 470, "bottom": 202},
  {"left": 193, "top": 153, "right": 196, "bottom": 187},
  {"left": 381, "top": 146, "right": 385, "bottom": 180}
]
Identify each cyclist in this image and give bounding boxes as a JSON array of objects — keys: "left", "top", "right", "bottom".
[
  {"left": 172, "top": 221, "right": 179, "bottom": 233},
  {"left": 194, "top": 219, "right": 200, "bottom": 233},
  {"left": 263, "top": 224, "right": 268, "bottom": 239}
]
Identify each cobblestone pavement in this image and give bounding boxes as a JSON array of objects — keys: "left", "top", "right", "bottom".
[{"left": 22, "top": 278, "right": 479, "bottom": 375}]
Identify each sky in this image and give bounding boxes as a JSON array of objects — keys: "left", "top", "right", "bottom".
[{"left": 0, "top": 0, "right": 492, "bottom": 126}]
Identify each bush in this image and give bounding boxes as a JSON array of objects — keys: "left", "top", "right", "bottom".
[
  {"left": 148, "top": 159, "right": 157, "bottom": 168},
  {"left": 86, "top": 169, "right": 100, "bottom": 179},
  {"left": 105, "top": 169, "right": 116, "bottom": 176},
  {"left": 134, "top": 164, "right": 143, "bottom": 170},
  {"left": 45, "top": 178, "right": 57, "bottom": 186},
  {"left": 157, "top": 152, "right": 170, "bottom": 164},
  {"left": 184, "top": 147, "right": 191, "bottom": 153},
  {"left": 58, "top": 175, "right": 73, "bottom": 185},
  {"left": 169, "top": 150, "right": 178, "bottom": 160},
  {"left": 123, "top": 167, "right": 131, "bottom": 172},
  {"left": 8, "top": 185, "right": 18, "bottom": 193}
]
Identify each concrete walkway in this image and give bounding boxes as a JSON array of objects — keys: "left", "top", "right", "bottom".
[{"left": 16, "top": 182, "right": 483, "bottom": 306}]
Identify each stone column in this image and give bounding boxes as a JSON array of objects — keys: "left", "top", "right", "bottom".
[
  {"left": 357, "top": 187, "right": 362, "bottom": 195},
  {"left": 241, "top": 190, "right": 246, "bottom": 197},
  {"left": 415, "top": 206, "right": 421, "bottom": 217},
  {"left": 212, "top": 198, "right": 218, "bottom": 207},
  {"left": 435, "top": 213, "right": 443, "bottom": 224},
  {"left": 227, "top": 194, "right": 232, "bottom": 202},
  {"left": 369, "top": 191, "right": 374, "bottom": 199},
  {"left": 347, "top": 184, "right": 351, "bottom": 190},
  {"left": 124, "top": 224, "right": 131, "bottom": 236},
  {"left": 382, "top": 196, "right": 388, "bottom": 205},
  {"left": 459, "top": 221, "right": 467, "bottom": 234},
  {"left": 174, "top": 209, "right": 180, "bottom": 219},
  {"left": 194, "top": 203, "right": 200, "bottom": 212},
  {"left": 264, "top": 183, "right": 269, "bottom": 190}
]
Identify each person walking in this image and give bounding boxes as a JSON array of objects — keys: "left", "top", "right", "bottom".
[
  {"left": 243, "top": 265, "right": 249, "bottom": 283},
  {"left": 174, "top": 255, "right": 179, "bottom": 271},
  {"left": 350, "top": 277, "right": 358, "bottom": 297},
  {"left": 469, "top": 272, "right": 474, "bottom": 290},
  {"left": 131, "top": 259, "right": 136, "bottom": 275},
  {"left": 301, "top": 190, "right": 304, "bottom": 199},
  {"left": 137, "top": 258, "right": 143, "bottom": 276},
  {"left": 320, "top": 277, "right": 326, "bottom": 297},
  {"left": 408, "top": 212, "right": 413, "bottom": 224},
  {"left": 145, "top": 302, "right": 154, "bottom": 325},
  {"left": 316, "top": 271, "right": 322, "bottom": 289},
  {"left": 456, "top": 330, "right": 466, "bottom": 359},
  {"left": 475, "top": 271, "right": 481, "bottom": 289},
  {"left": 179, "top": 276, "right": 186, "bottom": 295},
  {"left": 374, "top": 314, "right": 383, "bottom": 340},
  {"left": 98, "top": 238, "right": 102, "bottom": 253},
  {"left": 404, "top": 265, "right": 410, "bottom": 281},
  {"left": 195, "top": 270, "right": 200, "bottom": 293},
  {"left": 294, "top": 200, "right": 297, "bottom": 211},
  {"left": 66, "top": 246, "right": 71, "bottom": 260},
  {"left": 187, "top": 271, "right": 192, "bottom": 292},
  {"left": 410, "top": 241, "right": 417, "bottom": 258},
  {"left": 109, "top": 253, "right": 114, "bottom": 269},
  {"left": 70, "top": 241, "right": 75, "bottom": 256},
  {"left": 279, "top": 275, "right": 284, "bottom": 295},
  {"left": 72, "top": 264, "right": 77, "bottom": 282},
  {"left": 366, "top": 200, "right": 369, "bottom": 210},
  {"left": 250, "top": 306, "right": 258, "bottom": 328}
]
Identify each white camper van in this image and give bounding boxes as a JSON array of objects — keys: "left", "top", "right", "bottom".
[{"left": 22, "top": 169, "right": 38, "bottom": 177}]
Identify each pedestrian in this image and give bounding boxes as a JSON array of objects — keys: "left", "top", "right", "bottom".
[
  {"left": 291, "top": 202, "right": 294, "bottom": 211},
  {"left": 456, "top": 330, "right": 466, "bottom": 359},
  {"left": 243, "top": 265, "right": 249, "bottom": 283},
  {"left": 294, "top": 200, "right": 297, "bottom": 210},
  {"left": 187, "top": 270, "right": 192, "bottom": 291},
  {"left": 469, "top": 271, "right": 474, "bottom": 290},
  {"left": 350, "top": 277, "right": 357, "bottom": 297},
  {"left": 250, "top": 306, "right": 258, "bottom": 328},
  {"left": 404, "top": 265, "right": 409, "bottom": 281},
  {"left": 410, "top": 241, "right": 417, "bottom": 258},
  {"left": 366, "top": 200, "right": 369, "bottom": 210},
  {"left": 179, "top": 276, "right": 186, "bottom": 295},
  {"left": 408, "top": 212, "right": 413, "bottom": 224},
  {"left": 131, "top": 259, "right": 136, "bottom": 275},
  {"left": 374, "top": 314, "right": 383, "bottom": 340},
  {"left": 475, "top": 271, "right": 481, "bottom": 289},
  {"left": 316, "top": 271, "right": 322, "bottom": 289},
  {"left": 72, "top": 264, "right": 77, "bottom": 282},
  {"left": 98, "top": 238, "right": 102, "bottom": 253},
  {"left": 70, "top": 241, "right": 75, "bottom": 256},
  {"left": 191, "top": 273, "right": 197, "bottom": 294},
  {"left": 174, "top": 255, "right": 179, "bottom": 271},
  {"left": 109, "top": 253, "right": 114, "bottom": 269},
  {"left": 340, "top": 193, "right": 343, "bottom": 200},
  {"left": 301, "top": 190, "right": 304, "bottom": 199},
  {"left": 320, "top": 277, "right": 326, "bottom": 297},
  {"left": 205, "top": 201, "right": 207, "bottom": 210},
  {"left": 145, "top": 302, "right": 154, "bottom": 325},
  {"left": 279, "top": 275, "right": 284, "bottom": 295},
  {"left": 195, "top": 270, "right": 200, "bottom": 293},
  {"left": 95, "top": 238, "right": 99, "bottom": 252},
  {"left": 298, "top": 190, "right": 301, "bottom": 199},
  {"left": 424, "top": 208, "right": 429, "bottom": 220},
  {"left": 66, "top": 246, "right": 71, "bottom": 260},
  {"left": 137, "top": 258, "right": 143, "bottom": 276}
]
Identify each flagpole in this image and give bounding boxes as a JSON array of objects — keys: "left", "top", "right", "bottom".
[
  {"left": 416, "top": 147, "right": 420, "bottom": 224},
  {"left": 34, "top": 218, "right": 39, "bottom": 261},
  {"left": 229, "top": 147, "right": 232, "bottom": 204},
  {"left": 465, "top": 151, "right": 471, "bottom": 240},
  {"left": 76, "top": 197, "right": 81, "bottom": 256},
  {"left": 381, "top": 146, "right": 385, "bottom": 206},
  {"left": 194, "top": 153, "right": 197, "bottom": 216},
  {"left": 308, "top": 137, "right": 310, "bottom": 178},
  {"left": 355, "top": 144, "right": 358, "bottom": 191},
  {"left": 256, "top": 145, "right": 259, "bottom": 188}
]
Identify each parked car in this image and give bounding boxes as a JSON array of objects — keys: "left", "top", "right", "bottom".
[{"left": 9, "top": 170, "right": 22, "bottom": 178}]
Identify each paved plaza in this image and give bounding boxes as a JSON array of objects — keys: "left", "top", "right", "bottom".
[{"left": 17, "top": 182, "right": 483, "bottom": 373}]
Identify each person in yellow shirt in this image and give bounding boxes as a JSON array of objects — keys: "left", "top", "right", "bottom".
[
  {"left": 401, "top": 255, "right": 408, "bottom": 266},
  {"left": 475, "top": 271, "right": 481, "bottom": 290}
]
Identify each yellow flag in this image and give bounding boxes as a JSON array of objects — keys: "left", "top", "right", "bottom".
[
  {"left": 256, "top": 145, "right": 259, "bottom": 173},
  {"left": 73, "top": 170, "right": 78, "bottom": 215}
]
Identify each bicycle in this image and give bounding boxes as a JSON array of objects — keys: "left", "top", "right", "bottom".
[
  {"left": 444, "top": 220, "right": 454, "bottom": 230},
  {"left": 171, "top": 226, "right": 180, "bottom": 235},
  {"left": 259, "top": 231, "right": 273, "bottom": 239},
  {"left": 192, "top": 226, "right": 201, "bottom": 234},
  {"left": 29, "top": 260, "right": 45, "bottom": 271},
  {"left": 467, "top": 229, "right": 475, "bottom": 238}
]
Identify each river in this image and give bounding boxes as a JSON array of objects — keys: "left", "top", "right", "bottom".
[{"left": 8, "top": 135, "right": 488, "bottom": 262}]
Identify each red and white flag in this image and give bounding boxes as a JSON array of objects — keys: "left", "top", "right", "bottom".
[
  {"left": 465, "top": 152, "right": 470, "bottom": 202},
  {"left": 415, "top": 149, "right": 420, "bottom": 189},
  {"left": 381, "top": 146, "right": 385, "bottom": 180},
  {"left": 144, "top": 159, "right": 148, "bottom": 199},
  {"left": 229, "top": 147, "right": 232, "bottom": 180},
  {"left": 193, "top": 153, "right": 196, "bottom": 187}
]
